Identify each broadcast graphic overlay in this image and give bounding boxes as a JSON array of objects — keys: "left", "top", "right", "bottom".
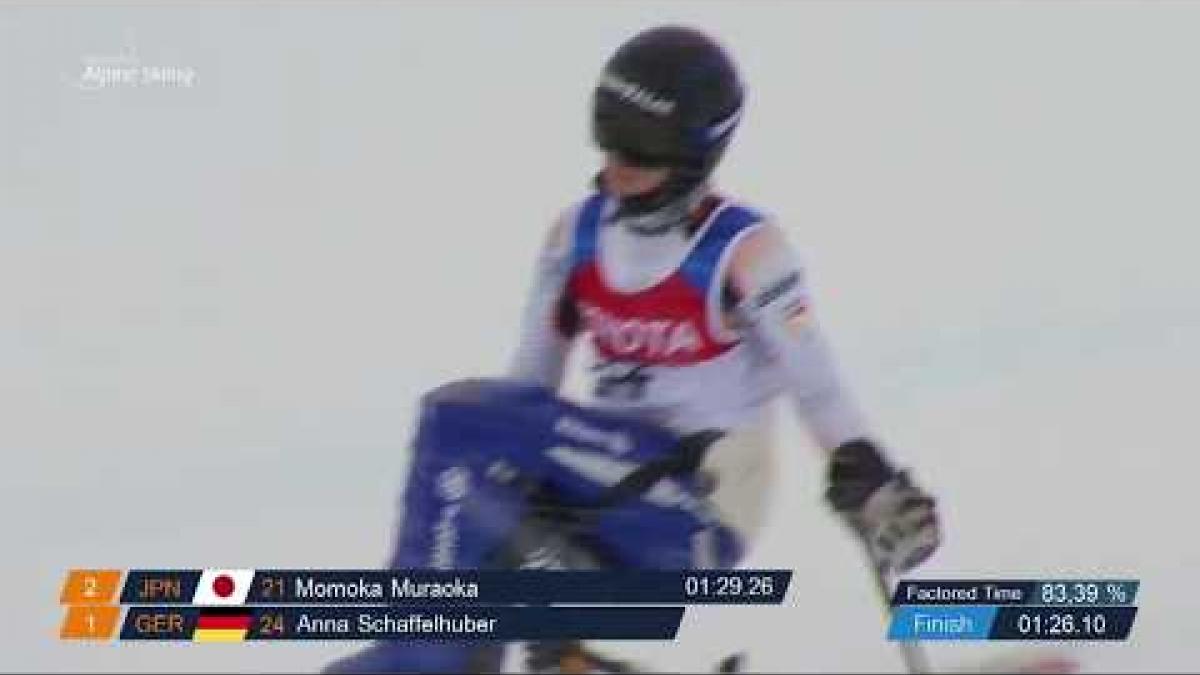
[
  {"left": 886, "top": 580, "right": 1139, "bottom": 642},
  {"left": 58, "top": 569, "right": 792, "bottom": 642}
]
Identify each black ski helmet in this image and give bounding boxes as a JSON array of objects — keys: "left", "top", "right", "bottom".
[{"left": 593, "top": 26, "right": 744, "bottom": 214}]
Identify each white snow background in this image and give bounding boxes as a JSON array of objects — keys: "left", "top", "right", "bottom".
[{"left": 2, "top": 2, "right": 1196, "bottom": 672}]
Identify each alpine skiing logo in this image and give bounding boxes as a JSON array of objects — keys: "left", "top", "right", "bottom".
[
  {"left": 64, "top": 29, "right": 197, "bottom": 92},
  {"left": 599, "top": 72, "right": 675, "bottom": 116}
]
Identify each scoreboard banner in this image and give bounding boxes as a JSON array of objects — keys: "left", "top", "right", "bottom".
[
  {"left": 58, "top": 569, "right": 1139, "bottom": 643},
  {"left": 59, "top": 568, "right": 790, "bottom": 642}
]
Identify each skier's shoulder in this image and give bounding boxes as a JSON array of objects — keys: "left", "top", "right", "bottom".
[
  {"left": 532, "top": 194, "right": 588, "bottom": 265},
  {"left": 539, "top": 190, "right": 613, "bottom": 267},
  {"left": 706, "top": 194, "right": 797, "bottom": 262},
  {"left": 709, "top": 193, "right": 770, "bottom": 227},
  {"left": 708, "top": 194, "right": 809, "bottom": 304},
  {"left": 703, "top": 193, "right": 788, "bottom": 249},
  {"left": 541, "top": 191, "right": 600, "bottom": 247}
]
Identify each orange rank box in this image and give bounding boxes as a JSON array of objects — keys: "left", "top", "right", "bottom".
[
  {"left": 60, "top": 569, "right": 123, "bottom": 605},
  {"left": 60, "top": 570, "right": 123, "bottom": 641},
  {"left": 60, "top": 605, "right": 121, "bottom": 640}
]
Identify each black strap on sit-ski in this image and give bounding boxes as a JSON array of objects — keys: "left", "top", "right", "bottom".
[{"left": 589, "top": 429, "right": 725, "bottom": 511}]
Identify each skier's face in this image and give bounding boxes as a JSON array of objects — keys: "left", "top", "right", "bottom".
[{"left": 602, "top": 153, "right": 671, "bottom": 197}]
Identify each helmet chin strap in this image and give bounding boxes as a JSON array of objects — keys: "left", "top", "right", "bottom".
[{"left": 593, "top": 170, "right": 711, "bottom": 236}]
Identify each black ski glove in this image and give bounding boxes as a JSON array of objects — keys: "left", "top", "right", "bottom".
[{"left": 826, "top": 439, "right": 941, "bottom": 574}]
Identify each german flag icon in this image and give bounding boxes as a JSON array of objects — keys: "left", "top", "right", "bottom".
[{"left": 193, "top": 609, "right": 252, "bottom": 642}]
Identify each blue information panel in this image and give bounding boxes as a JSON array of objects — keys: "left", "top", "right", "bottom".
[{"left": 887, "top": 579, "right": 1139, "bottom": 642}]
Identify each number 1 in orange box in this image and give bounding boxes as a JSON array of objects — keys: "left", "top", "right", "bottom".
[{"left": 60, "top": 605, "right": 121, "bottom": 640}]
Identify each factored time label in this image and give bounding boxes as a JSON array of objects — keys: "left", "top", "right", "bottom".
[{"left": 887, "top": 578, "right": 1139, "bottom": 642}]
